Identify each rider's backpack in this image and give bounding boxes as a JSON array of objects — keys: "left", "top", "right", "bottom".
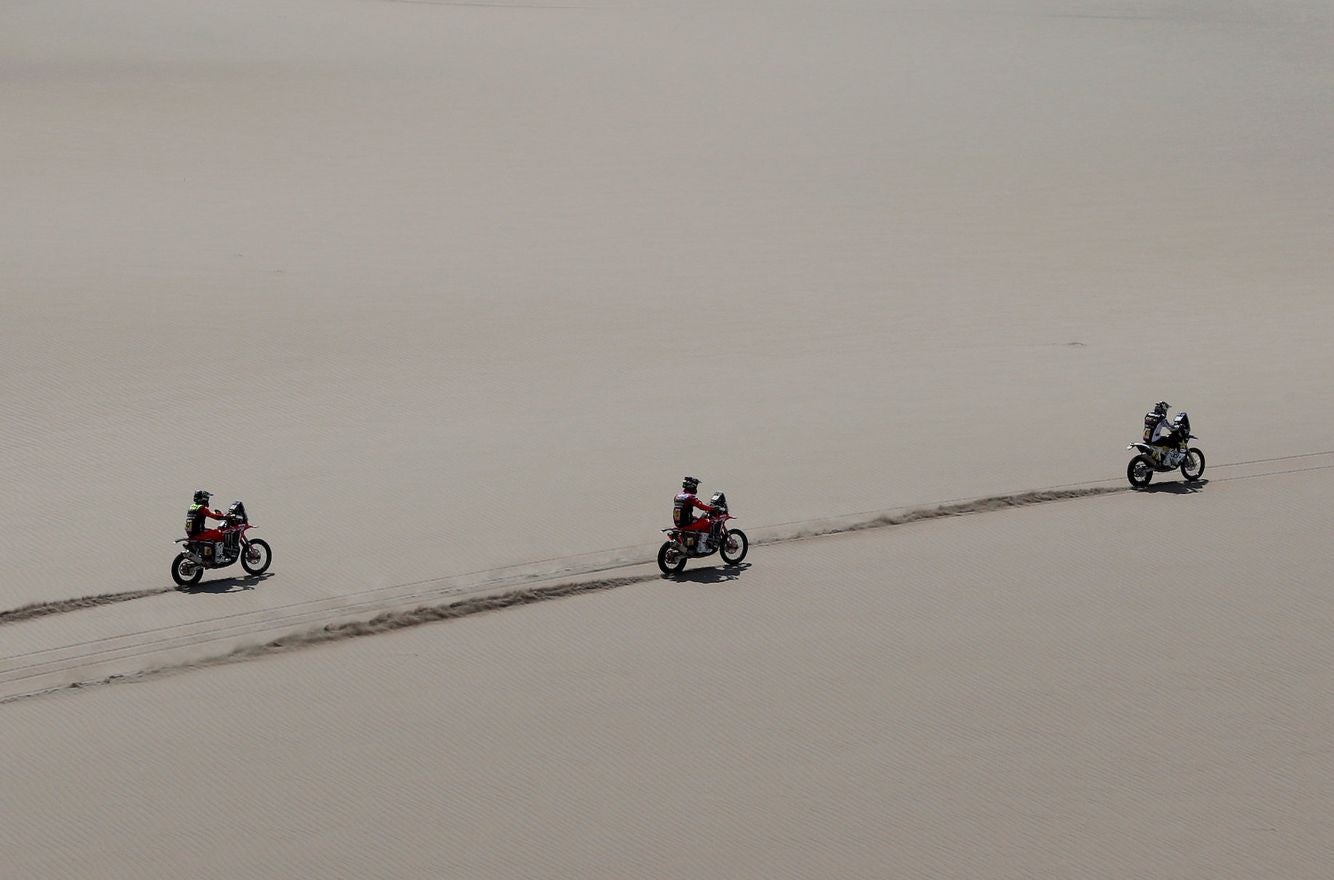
[
  {"left": 185, "top": 505, "right": 203, "bottom": 536},
  {"left": 672, "top": 493, "right": 693, "bottom": 527},
  {"left": 1142, "top": 412, "right": 1160, "bottom": 442}
]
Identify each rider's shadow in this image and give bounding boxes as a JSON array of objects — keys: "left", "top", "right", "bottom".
[
  {"left": 1140, "top": 479, "right": 1209, "bottom": 495},
  {"left": 179, "top": 572, "right": 275, "bottom": 594},
  {"left": 665, "top": 563, "right": 751, "bottom": 584}
]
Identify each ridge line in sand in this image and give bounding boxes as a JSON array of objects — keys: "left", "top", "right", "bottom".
[
  {"left": 5, "top": 447, "right": 1333, "bottom": 632},
  {"left": 6, "top": 483, "right": 1124, "bottom": 634},
  {"left": 5, "top": 453, "right": 1332, "bottom": 703},
  {"left": 0, "top": 576, "right": 655, "bottom": 705},
  {"left": 2, "top": 484, "right": 1125, "bottom": 704}
]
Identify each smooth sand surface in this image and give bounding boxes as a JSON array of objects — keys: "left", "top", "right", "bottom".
[
  {"left": 3, "top": 0, "right": 1333, "bottom": 876},
  {"left": 6, "top": 470, "right": 1334, "bottom": 879}
]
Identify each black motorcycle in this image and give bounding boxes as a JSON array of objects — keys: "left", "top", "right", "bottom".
[{"left": 1126, "top": 413, "right": 1205, "bottom": 488}]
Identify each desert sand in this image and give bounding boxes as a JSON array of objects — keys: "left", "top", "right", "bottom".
[{"left": 2, "top": 0, "right": 1333, "bottom": 877}]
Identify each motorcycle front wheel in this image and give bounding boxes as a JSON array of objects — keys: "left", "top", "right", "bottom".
[
  {"left": 657, "top": 541, "right": 687, "bottom": 575},
  {"left": 171, "top": 553, "right": 203, "bottom": 588},
  {"left": 1181, "top": 447, "right": 1206, "bottom": 482},
  {"left": 720, "top": 529, "right": 749, "bottom": 566},
  {"left": 1127, "top": 455, "right": 1154, "bottom": 489},
  {"left": 241, "top": 539, "right": 272, "bottom": 575}
]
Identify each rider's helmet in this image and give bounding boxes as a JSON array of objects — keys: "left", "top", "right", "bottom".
[
  {"left": 193, "top": 489, "right": 212, "bottom": 505},
  {"left": 1153, "top": 401, "right": 1170, "bottom": 417},
  {"left": 682, "top": 476, "right": 701, "bottom": 494}
]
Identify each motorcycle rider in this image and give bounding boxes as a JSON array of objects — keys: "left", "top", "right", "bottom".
[
  {"left": 673, "top": 476, "right": 719, "bottom": 551},
  {"left": 1143, "top": 401, "right": 1177, "bottom": 450},
  {"left": 186, "top": 489, "right": 228, "bottom": 562},
  {"left": 1143, "top": 401, "right": 1194, "bottom": 467}
]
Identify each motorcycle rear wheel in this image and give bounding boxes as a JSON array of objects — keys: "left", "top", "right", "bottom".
[
  {"left": 171, "top": 553, "right": 203, "bottom": 588},
  {"left": 241, "top": 539, "right": 272, "bottom": 575},
  {"left": 657, "top": 541, "right": 686, "bottom": 575},
  {"left": 1181, "top": 447, "right": 1206, "bottom": 481},
  {"left": 720, "top": 529, "right": 749, "bottom": 566},
  {"left": 1127, "top": 455, "right": 1154, "bottom": 489}
]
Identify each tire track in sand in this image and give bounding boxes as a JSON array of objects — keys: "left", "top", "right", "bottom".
[
  {"left": 0, "top": 485, "right": 1123, "bottom": 701},
  {"left": 3, "top": 452, "right": 1333, "bottom": 703},
  {"left": 7, "top": 448, "right": 1331, "bottom": 630},
  {"left": 0, "top": 588, "right": 171, "bottom": 626}
]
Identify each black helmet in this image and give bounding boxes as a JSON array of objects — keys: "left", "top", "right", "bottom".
[
  {"left": 682, "top": 476, "right": 701, "bottom": 493},
  {"left": 193, "top": 489, "right": 212, "bottom": 504},
  {"left": 1153, "top": 401, "right": 1170, "bottom": 416}
]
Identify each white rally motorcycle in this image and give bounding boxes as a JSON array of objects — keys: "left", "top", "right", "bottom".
[{"left": 1126, "top": 411, "right": 1205, "bottom": 488}]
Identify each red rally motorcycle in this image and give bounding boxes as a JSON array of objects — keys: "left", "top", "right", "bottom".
[
  {"left": 171, "top": 500, "right": 272, "bottom": 588},
  {"left": 657, "top": 492, "right": 749, "bottom": 575}
]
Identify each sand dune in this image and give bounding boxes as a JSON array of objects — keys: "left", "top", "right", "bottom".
[
  {"left": 0, "top": 482, "right": 1120, "bottom": 701},
  {"left": 4, "top": 0, "right": 1333, "bottom": 876},
  {"left": 4, "top": 445, "right": 1330, "bottom": 701},
  {"left": 5, "top": 468, "right": 1334, "bottom": 879},
  {"left": 1, "top": 482, "right": 1129, "bottom": 701},
  {"left": 5, "top": 0, "right": 1334, "bottom": 612}
]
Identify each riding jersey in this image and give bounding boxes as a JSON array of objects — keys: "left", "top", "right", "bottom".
[
  {"left": 1145, "top": 412, "right": 1189, "bottom": 446},
  {"left": 186, "top": 503, "right": 226, "bottom": 537},
  {"left": 673, "top": 492, "right": 715, "bottom": 528}
]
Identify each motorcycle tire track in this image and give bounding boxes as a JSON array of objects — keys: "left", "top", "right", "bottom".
[
  {"left": 754, "top": 486, "right": 1125, "bottom": 544},
  {"left": 0, "top": 588, "right": 171, "bottom": 626},
  {"left": 155, "top": 575, "right": 653, "bottom": 670},
  {"left": 0, "top": 575, "right": 655, "bottom": 704},
  {"left": 7, "top": 449, "right": 1332, "bottom": 629},
  {"left": 2, "top": 487, "right": 1125, "bottom": 643},
  {"left": 4, "top": 453, "right": 1333, "bottom": 704},
  {"left": 0, "top": 486, "right": 1129, "bottom": 700}
]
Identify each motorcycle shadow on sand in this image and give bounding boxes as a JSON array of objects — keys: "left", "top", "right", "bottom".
[
  {"left": 1136, "top": 478, "right": 1209, "bottom": 495},
  {"left": 178, "top": 572, "right": 275, "bottom": 594},
  {"left": 662, "top": 562, "right": 752, "bottom": 584}
]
